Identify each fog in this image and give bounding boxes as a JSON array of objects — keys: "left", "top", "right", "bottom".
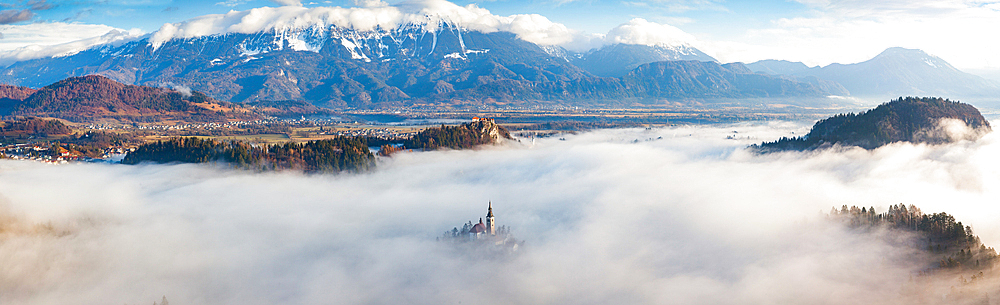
[{"left": 4, "top": 121, "right": 1000, "bottom": 304}]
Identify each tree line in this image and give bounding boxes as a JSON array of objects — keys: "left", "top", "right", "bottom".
[
  {"left": 402, "top": 119, "right": 511, "bottom": 150},
  {"left": 831, "top": 204, "right": 998, "bottom": 270},
  {"left": 122, "top": 136, "right": 374, "bottom": 172},
  {"left": 0, "top": 117, "right": 72, "bottom": 137}
]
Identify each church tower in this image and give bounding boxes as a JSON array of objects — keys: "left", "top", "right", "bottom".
[{"left": 486, "top": 201, "right": 495, "bottom": 235}]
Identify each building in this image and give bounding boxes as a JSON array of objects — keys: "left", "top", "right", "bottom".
[{"left": 440, "top": 202, "right": 521, "bottom": 254}]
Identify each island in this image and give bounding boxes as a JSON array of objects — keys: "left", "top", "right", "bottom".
[{"left": 752, "top": 97, "right": 991, "bottom": 151}]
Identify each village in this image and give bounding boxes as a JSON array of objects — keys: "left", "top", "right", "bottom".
[
  {"left": 0, "top": 142, "right": 129, "bottom": 164},
  {"left": 0, "top": 117, "right": 427, "bottom": 165}
]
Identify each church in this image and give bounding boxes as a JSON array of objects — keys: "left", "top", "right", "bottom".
[
  {"left": 467, "top": 202, "right": 496, "bottom": 239},
  {"left": 440, "top": 202, "right": 520, "bottom": 254}
]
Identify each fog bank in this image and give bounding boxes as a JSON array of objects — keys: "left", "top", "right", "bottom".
[{"left": 3, "top": 121, "right": 1000, "bottom": 304}]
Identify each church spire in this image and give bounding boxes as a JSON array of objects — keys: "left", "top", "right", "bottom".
[{"left": 486, "top": 201, "right": 495, "bottom": 235}]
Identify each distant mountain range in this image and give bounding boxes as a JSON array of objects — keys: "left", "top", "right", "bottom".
[
  {"left": 747, "top": 48, "right": 1000, "bottom": 99},
  {"left": 0, "top": 20, "right": 840, "bottom": 109},
  {"left": 1, "top": 12, "right": 996, "bottom": 110},
  {"left": 571, "top": 44, "right": 717, "bottom": 77}
]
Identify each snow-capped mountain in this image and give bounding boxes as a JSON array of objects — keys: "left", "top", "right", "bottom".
[
  {"left": 1, "top": 21, "right": 600, "bottom": 107},
  {"left": 0, "top": 5, "right": 837, "bottom": 108}
]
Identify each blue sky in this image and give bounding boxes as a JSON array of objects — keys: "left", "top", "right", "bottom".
[{"left": 2, "top": 0, "right": 1000, "bottom": 73}]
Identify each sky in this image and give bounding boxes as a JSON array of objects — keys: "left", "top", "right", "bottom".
[
  {"left": 1, "top": 0, "right": 1000, "bottom": 70},
  {"left": 5, "top": 122, "right": 1000, "bottom": 304}
]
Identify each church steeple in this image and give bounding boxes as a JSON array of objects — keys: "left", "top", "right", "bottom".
[{"left": 486, "top": 201, "right": 495, "bottom": 235}]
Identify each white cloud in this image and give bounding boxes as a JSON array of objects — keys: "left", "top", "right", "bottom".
[
  {"left": 352, "top": 0, "right": 389, "bottom": 7},
  {"left": 148, "top": 0, "right": 589, "bottom": 50},
  {"left": 215, "top": 0, "right": 249, "bottom": 7},
  {"left": 706, "top": 0, "right": 1000, "bottom": 69},
  {"left": 0, "top": 23, "right": 144, "bottom": 66},
  {"left": 271, "top": 0, "right": 303, "bottom": 6},
  {"left": 159, "top": 82, "right": 193, "bottom": 96},
  {"left": 0, "top": 22, "right": 125, "bottom": 52},
  {"left": 145, "top": 2, "right": 707, "bottom": 53},
  {"left": 0, "top": 1, "right": 705, "bottom": 60},
  {"left": 4, "top": 122, "right": 1000, "bottom": 303},
  {"left": 619, "top": 0, "right": 727, "bottom": 13},
  {"left": 604, "top": 18, "right": 697, "bottom": 48}
]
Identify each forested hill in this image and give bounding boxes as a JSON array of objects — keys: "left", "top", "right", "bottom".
[
  {"left": 0, "top": 84, "right": 36, "bottom": 100},
  {"left": 122, "top": 118, "right": 511, "bottom": 170},
  {"left": 404, "top": 118, "right": 513, "bottom": 150},
  {"left": 0, "top": 84, "right": 36, "bottom": 115},
  {"left": 122, "top": 137, "right": 374, "bottom": 173},
  {"left": 831, "top": 204, "right": 997, "bottom": 271},
  {"left": 753, "top": 97, "right": 991, "bottom": 151},
  {"left": 3, "top": 75, "right": 262, "bottom": 123},
  {"left": 0, "top": 117, "right": 72, "bottom": 137}
]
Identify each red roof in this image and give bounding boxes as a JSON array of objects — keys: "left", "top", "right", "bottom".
[{"left": 470, "top": 223, "right": 486, "bottom": 234}]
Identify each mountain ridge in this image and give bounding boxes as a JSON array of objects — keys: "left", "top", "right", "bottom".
[
  {"left": 748, "top": 48, "right": 1000, "bottom": 99},
  {"left": 0, "top": 24, "right": 839, "bottom": 109}
]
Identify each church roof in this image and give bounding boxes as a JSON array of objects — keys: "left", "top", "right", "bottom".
[
  {"left": 471, "top": 223, "right": 486, "bottom": 233},
  {"left": 487, "top": 201, "right": 494, "bottom": 218}
]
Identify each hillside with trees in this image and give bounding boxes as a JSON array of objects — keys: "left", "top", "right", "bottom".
[
  {"left": 122, "top": 136, "right": 374, "bottom": 172},
  {"left": 2, "top": 75, "right": 263, "bottom": 123},
  {"left": 14, "top": 75, "right": 253, "bottom": 122},
  {"left": 832, "top": 204, "right": 997, "bottom": 271},
  {"left": 0, "top": 117, "right": 72, "bottom": 138},
  {"left": 831, "top": 204, "right": 1000, "bottom": 303},
  {"left": 0, "top": 84, "right": 37, "bottom": 100},
  {"left": 0, "top": 84, "right": 37, "bottom": 115},
  {"left": 404, "top": 118, "right": 513, "bottom": 150},
  {"left": 753, "top": 97, "right": 991, "bottom": 151}
]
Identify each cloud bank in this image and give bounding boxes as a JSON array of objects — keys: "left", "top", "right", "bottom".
[
  {"left": 147, "top": 0, "right": 697, "bottom": 52},
  {"left": 0, "top": 0, "right": 708, "bottom": 62},
  {"left": 712, "top": 0, "right": 1000, "bottom": 69},
  {"left": 4, "top": 121, "right": 1000, "bottom": 304},
  {"left": 604, "top": 18, "right": 697, "bottom": 48},
  {"left": 148, "top": 0, "right": 583, "bottom": 50},
  {"left": 0, "top": 23, "right": 143, "bottom": 66}
]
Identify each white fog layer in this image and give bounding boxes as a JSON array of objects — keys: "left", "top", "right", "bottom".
[{"left": 3, "top": 122, "right": 1000, "bottom": 304}]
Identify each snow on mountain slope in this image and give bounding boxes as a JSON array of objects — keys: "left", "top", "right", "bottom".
[
  {"left": 148, "top": 2, "right": 583, "bottom": 51},
  {"left": 1, "top": 0, "right": 716, "bottom": 66},
  {"left": 0, "top": 1, "right": 780, "bottom": 108}
]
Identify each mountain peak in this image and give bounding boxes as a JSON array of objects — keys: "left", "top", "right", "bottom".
[
  {"left": 877, "top": 47, "right": 928, "bottom": 56},
  {"left": 872, "top": 47, "right": 938, "bottom": 62},
  {"left": 749, "top": 47, "right": 1000, "bottom": 98},
  {"left": 864, "top": 47, "right": 958, "bottom": 74},
  {"left": 745, "top": 59, "right": 811, "bottom": 75},
  {"left": 573, "top": 43, "right": 716, "bottom": 77}
]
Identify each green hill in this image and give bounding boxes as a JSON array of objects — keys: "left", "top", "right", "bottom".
[{"left": 754, "top": 97, "right": 990, "bottom": 151}]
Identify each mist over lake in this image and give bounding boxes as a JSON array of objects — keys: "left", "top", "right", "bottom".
[{"left": 3, "top": 121, "right": 1000, "bottom": 304}]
